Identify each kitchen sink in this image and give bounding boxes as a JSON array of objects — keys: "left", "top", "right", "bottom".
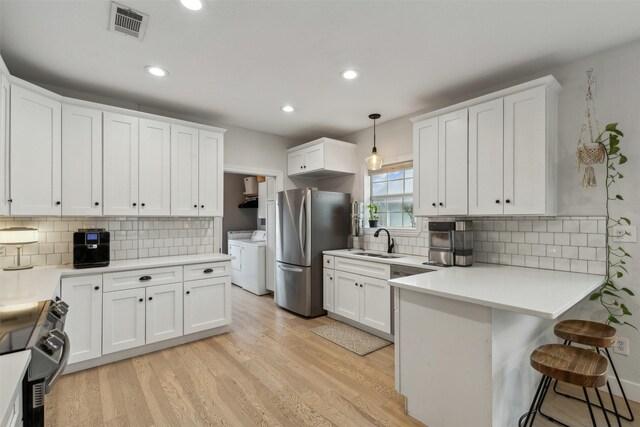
[{"left": 352, "top": 252, "right": 403, "bottom": 259}]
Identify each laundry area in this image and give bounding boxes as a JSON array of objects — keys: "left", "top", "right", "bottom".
[{"left": 222, "top": 173, "right": 276, "bottom": 295}]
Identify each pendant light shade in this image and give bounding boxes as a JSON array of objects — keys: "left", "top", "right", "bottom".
[{"left": 365, "top": 113, "right": 384, "bottom": 171}]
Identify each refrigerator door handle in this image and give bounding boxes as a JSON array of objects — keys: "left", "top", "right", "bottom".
[
  {"left": 277, "top": 264, "right": 303, "bottom": 273},
  {"left": 298, "top": 194, "right": 306, "bottom": 259}
]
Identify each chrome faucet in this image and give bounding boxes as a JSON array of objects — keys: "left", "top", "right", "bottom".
[{"left": 374, "top": 228, "right": 395, "bottom": 253}]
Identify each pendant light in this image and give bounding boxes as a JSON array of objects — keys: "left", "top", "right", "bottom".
[{"left": 365, "top": 113, "right": 384, "bottom": 171}]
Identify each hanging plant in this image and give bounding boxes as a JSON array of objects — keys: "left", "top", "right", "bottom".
[{"left": 588, "top": 123, "right": 636, "bottom": 328}]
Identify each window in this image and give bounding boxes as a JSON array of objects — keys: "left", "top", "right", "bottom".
[{"left": 369, "top": 162, "right": 415, "bottom": 228}]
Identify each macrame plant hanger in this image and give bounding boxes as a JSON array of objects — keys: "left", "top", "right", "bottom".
[{"left": 576, "top": 69, "right": 606, "bottom": 188}]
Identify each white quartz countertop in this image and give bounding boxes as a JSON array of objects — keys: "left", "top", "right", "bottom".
[
  {"left": 0, "top": 351, "right": 30, "bottom": 426},
  {"left": 323, "top": 249, "right": 445, "bottom": 270},
  {"left": 388, "top": 263, "right": 604, "bottom": 319},
  {"left": 0, "top": 254, "right": 233, "bottom": 307}
]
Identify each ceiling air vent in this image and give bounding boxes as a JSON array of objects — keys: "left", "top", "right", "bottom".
[{"left": 109, "top": 2, "right": 148, "bottom": 40}]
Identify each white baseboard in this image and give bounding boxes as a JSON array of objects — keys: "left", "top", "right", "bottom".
[{"left": 606, "top": 374, "right": 640, "bottom": 404}]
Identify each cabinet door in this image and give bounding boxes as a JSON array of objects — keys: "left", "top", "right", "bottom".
[
  {"left": 103, "top": 287, "right": 146, "bottom": 354},
  {"left": 360, "top": 276, "right": 391, "bottom": 333},
  {"left": 184, "top": 276, "right": 230, "bottom": 334},
  {"left": 62, "top": 105, "right": 103, "bottom": 216},
  {"left": 468, "top": 99, "right": 504, "bottom": 215},
  {"left": 146, "top": 282, "right": 183, "bottom": 344},
  {"left": 287, "top": 150, "right": 305, "bottom": 175},
  {"left": 198, "top": 130, "right": 223, "bottom": 216},
  {"left": 413, "top": 117, "right": 439, "bottom": 216},
  {"left": 0, "top": 73, "right": 9, "bottom": 216},
  {"left": 504, "top": 86, "right": 547, "bottom": 215},
  {"left": 334, "top": 270, "right": 360, "bottom": 321},
  {"left": 139, "top": 119, "right": 170, "bottom": 216},
  {"left": 265, "top": 200, "right": 276, "bottom": 292},
  {"left": 103, "top": 112, "right": 139, "bottom": 216},
  {"left": 61, "top": 275, "right": 102, "bottom": 364},
  {"left": 304, "top": 143, "right": 324, "bottom": 172},
  {"left": 257, "top": 181, "right": 266, "bottom": 218},
  {"left": 10, "top": 85, "right": 61, "bottom": 215},
  {"left": 171, "top": 125, "right": 199, "bottom": 216},
  {"left": 323, "top": 268, "right": 335, "bottom": 312},
  {"left": 438, "top": 108, "right": 468, "bottom": 216}
]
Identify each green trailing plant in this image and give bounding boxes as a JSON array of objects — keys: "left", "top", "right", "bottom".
[
  {"left": 367, "top": 202, "right": 379, "bottom": 221},
  {"left": 588, "top": 123, "right": 636, "bottom": 329}
]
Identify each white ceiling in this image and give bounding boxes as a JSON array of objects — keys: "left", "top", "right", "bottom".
[{"left": 2, "top": 0, "right": 640, "bottom": 141}]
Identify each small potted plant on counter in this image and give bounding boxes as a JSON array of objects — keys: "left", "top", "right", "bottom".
[{"left": 367, "top": 202, "right": 379, "bottom": 228}]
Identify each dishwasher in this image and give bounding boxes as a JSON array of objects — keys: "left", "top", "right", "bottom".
[{"left": 388, "top": 264, "right": 435, "bottom": 335}]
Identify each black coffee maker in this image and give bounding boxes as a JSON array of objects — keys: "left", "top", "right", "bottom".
[{"left": 73, "top": 229, "right": 110, "bottom": 268}]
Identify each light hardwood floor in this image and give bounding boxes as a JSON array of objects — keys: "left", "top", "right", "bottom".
[{"left": 47, "top": 285, "right": 640, "bottom": 426}]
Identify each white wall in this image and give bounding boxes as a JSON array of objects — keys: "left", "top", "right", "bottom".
[{"left": 322, "top": 39, "right": 640, "bottom": 393}]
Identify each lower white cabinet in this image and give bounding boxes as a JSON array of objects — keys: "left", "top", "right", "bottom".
[
  {"left": 184, "top": 276, "right": 231, "bottom": 334},
  {"left": 327, "top": 257, "right": 392, "bottom": 334},
  {"left": 103, "top": 287, "right": 146, "bottom": 355},
  {"left": 323, "top": 268, "right": 334, "bottom": 312},
  {"left": 146, "top": 282, "right": 183, "bottom": 344},
  {"left": 61, "top": 275, "right": 103, "bottom": 364}
]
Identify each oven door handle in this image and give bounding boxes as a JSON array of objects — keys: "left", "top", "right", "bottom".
[{"left": 45, "top": 332, "right": 70, "bottom": 394}]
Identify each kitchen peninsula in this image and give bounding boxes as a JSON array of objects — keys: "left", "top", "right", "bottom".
[{"left": 388, "top": 264, "right": 604, "bottom": 427}]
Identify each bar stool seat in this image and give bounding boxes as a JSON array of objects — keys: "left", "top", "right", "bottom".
[
  {"left": 521, "top": 344, "right": 610, "bottom": 426},
  {"left": 554, "top": 320, "right": 617, "bottom": 348}
]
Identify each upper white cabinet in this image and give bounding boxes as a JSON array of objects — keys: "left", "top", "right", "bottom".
[
  {"left": 412, "top": 76, "right": 560, "bottom": 217},
  {"left": 413, "top": 108, "right": 468, "bottom": 216},
  {"left": 198, "top": 130, "right": 223, "bottom": 216},
  {"left": 62, "top": 104, "right": 103, "bottom": 216},
  {"left": 0, "top": 73, "right": 9, "bottom": 216},
  {"left": 103, "top": 112, "right": 139, "bottom": 216},
  {"left": 10, "top": 84, "right": 62, "bottom": 215},
  {"left": 287, "top": 137, "right": 356, "bottom": 179},
  {"left": 139, "top": 119, "right": 171, "bottom": 216},
  {"left": 171, "top": 126, "right": 223, "bottom": 217}
]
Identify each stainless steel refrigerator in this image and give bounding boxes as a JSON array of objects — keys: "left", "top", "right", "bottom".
[{"left": 275, "top": 188, "right": 350, "bottom": 317}]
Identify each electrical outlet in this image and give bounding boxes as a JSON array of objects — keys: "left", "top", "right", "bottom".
[
  {"left": 614, "top": 337, "right": 630, "bottom": 356},
  {"left": 612, "top": 225, "right": 637, "bottom": 243}
]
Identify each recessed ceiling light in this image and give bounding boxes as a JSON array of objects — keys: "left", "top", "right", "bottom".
[
  {"left": 282, "top": 105, "right": 295, "bottom": 113},
  {"left": 145, "top": 66, "right": 168, "bottom": 77},
  {"left": 179, "top": 0, "right": 203, "bottom": 11},
  {"left": 342, "top": 69, "right": 359, "bottom": 80}
]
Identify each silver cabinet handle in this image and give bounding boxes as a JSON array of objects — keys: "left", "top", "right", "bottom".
[{"left": 278, "top": 264, "right": 303, "bottom": 273}]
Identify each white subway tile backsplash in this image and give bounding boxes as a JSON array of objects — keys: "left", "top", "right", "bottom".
[
  {"left": 519, "top": 221, "right": 533, "bottom": 232},
  {"left": 555, "top": 258, "right": 571, "bottom": 271},
  {"left": 562, "top": 246, "right": 578, "bottom": 259},
  {"left": 525, "top": 232, "right": 539, "bottom": 244},
  {"left": 588, "top": 234, "right": 606, "bottom": 248},
  {"left": 579, "top": 247, "right": 597, "bottom": 261},
  {"left": 570, "top": 233, "right": 588, "bottom": 247},
  {"left": 562, "top": 220, "right": 579, "bottom": 233},
  {"left": 539, "top": 233, "right": 554, "bottom": 245},
  {"left": 547, "top": 220, "right": 562, "bottom": 232},
  {"left": 570, "top": 259, "right": 588, "bottom": 273},
  {"left": 579, "top": 220, "right": 598, "bottom": 233},
  {"left": 554, "top": 233, "right": 570, "bottom": 246}
]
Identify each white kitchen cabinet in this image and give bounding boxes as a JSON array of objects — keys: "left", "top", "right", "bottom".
[
  {"left": 0, "top": 73, "right": 9, "bottom": 216},
  {"left": 10, "top": 84, "right": 61, "bottom": 215},
  {"left": 360, "top": 276, "right": 391, "bottom": 333},
  {"left": 61, "top": 275, "right": 103, "bottom": 364},
  {"left": 413, "top": 108, "right": 467, "bottom": 216},
  {"left": 184, "top": 276, "right": 231, "bottom": 334},
  {"left": 334, "top": 270, "right": 360, "bottom": 322},
  {"left": 139, "top": 119, "right": 171, "bottom": 216},
  {"left": 198, "top": 130, "right": 223, "bottom": 216},
  {"left": 469, "top": 98, "right": 504, "bottom": 215},
  {"left": 61, "top": 105, "right": 103, "bottom": 216},
  {"left": 102, "top": 287, "right": 146, "bottom": 354},
  {"left": 504, "top": 86, "right": 555, "bottom": 215},
  {"left": 145, "top": 282, "right": 183, "bottom": 344},
  {"left": 103, "top": 112, "right": 139, "bottom": 216},
  {"left": 323, "top": 268, "right": 334, "bottom": 312},
  {"left": 287, "top": 138, "right": 356, "bottom": 179},
  {"left": 171, "top": 125, "right": 199, "bottom": 216}
]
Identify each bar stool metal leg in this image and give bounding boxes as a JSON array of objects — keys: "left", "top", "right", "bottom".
[
  {"left": 605, "top": 347, "right": 635, "bottom": 422},
  {"left": 520, "top": 375, "right": 547, "bottom": 427},
  {"left": 583, "top": 388, "right": 598, "bottom": 427},
  {"left": 595, "top": 387, "right": 612, "bottom": 427}
]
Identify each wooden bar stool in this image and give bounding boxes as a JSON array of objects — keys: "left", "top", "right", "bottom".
[
  {"left": 551, "top": 320, "right": 633, "bottom": 424},
  {"left": 520, "top": 344, "right": 611, "bottom": 427}
]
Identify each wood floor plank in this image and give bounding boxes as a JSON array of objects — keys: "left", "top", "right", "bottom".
[{"left": 46, "top": 285, "right": 640, "bottom": 426}]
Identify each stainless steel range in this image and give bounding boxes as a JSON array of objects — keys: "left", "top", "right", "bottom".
[{"left": 0, "top": 299, "right": 70, "bottom": 426}]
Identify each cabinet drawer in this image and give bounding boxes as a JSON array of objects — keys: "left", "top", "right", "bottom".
[
  {"left": 103, "top": 266, "right": 183, "bottom": 292},
  {"left": 184, "top": 262, "right": 230, "bottom": 281},
  {"left": 323, "top": 255, "right": 335, "bottom": 269},
  {"left": 334, "top": 257, "right": 390, "bottom": 280}
]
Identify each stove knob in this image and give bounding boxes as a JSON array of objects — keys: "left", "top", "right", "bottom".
[
  {"left": 49, "top": 329, "right": 65, "bottom": 341},
  {"left": 40, "top": 334, "right": 64, "bottom": 353}
]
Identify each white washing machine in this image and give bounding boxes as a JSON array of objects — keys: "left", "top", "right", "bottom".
[{"left": 227, "top": 230, "right": 268, "bottom": 295}]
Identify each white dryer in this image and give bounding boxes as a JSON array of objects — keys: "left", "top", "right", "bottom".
[{"left": 227, "top": 230, "right": 268, "bottom": 295}]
